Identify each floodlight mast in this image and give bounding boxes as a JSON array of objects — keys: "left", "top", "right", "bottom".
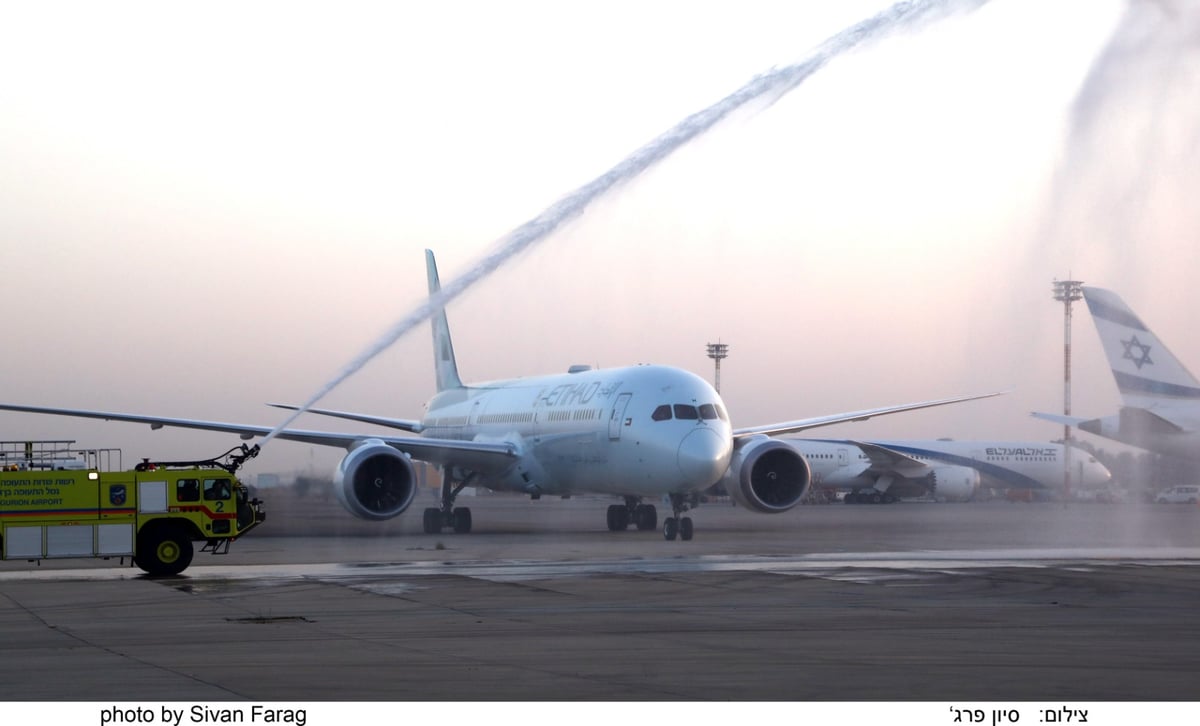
[
  {"left": 1052, "top": 278, "right": 1084, "bottom": 500},
  {"left": 706, "top": 342, "right": 729, "bottom": 394}
]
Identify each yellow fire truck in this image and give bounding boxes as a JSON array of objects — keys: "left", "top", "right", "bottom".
[{"left": 0, "top": 441, "right": 265, "bottom": 576}]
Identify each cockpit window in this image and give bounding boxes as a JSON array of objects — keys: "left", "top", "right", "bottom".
[
  {"left": 673, "top": 404, "right": 699, "bottom": 420},
  {"left": 651, "top": 405, "right": 672, "bottom": 422},
  {"left": 716, "top": 404, "right": 729, "bottom": 422},
  {"left": 698, "top": 404, "right": 718, "bottom": 420}
]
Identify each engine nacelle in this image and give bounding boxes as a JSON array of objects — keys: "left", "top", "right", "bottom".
[
  {"left": 928, "top": 465, "right": 980, "bottom": 503},
  {"left": 720, "top": 436, "right": 811, "bottom": 513},
  {"left": 334, "top": 439, "right": 418, "bottom": 520}
]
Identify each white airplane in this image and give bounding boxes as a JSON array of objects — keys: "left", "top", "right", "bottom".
[
  {"left": 1034, "top": 286, "right": 1200, "bottom": 461},
  {"left": 783, "top": 438, "right": 1111, "bottom": 503},
  {"left": 0, "top": 250, "right": 1003, "bottom": 540}
]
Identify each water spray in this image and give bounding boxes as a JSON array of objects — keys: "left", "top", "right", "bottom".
[{"left": 259, "top": 0, "right": 991, "bottom": 449}]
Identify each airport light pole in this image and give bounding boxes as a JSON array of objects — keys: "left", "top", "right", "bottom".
[
  {"left": 1052, "top": 279, "right": 1084, "bottom": 500},
  {"left": 706, "top": 342, "right": 729, "bottom": 394}
]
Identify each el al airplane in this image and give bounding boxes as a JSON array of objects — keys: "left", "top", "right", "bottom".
[
  {"left": 0, "top": 251, "right": 1003, "bottom": 540},
  {"left": 1034, "top": 286, "right": 1200, "bottom": 461},
  {"left": 783, "top": 438, "right": 1111, "bottom": 503}
]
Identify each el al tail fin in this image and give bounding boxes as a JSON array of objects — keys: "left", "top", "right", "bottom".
[
  {"left": 426, "top": 249, "right": 463, "bottom": 392},
  {"left": 1083, "top": 286, "right": 1200, "bottom": 408}
]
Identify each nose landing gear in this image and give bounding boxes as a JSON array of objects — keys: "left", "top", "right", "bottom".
[{"left": 662, "top": 493, "right": 695, "bottom": 541}]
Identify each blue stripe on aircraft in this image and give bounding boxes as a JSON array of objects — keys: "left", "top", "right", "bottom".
[
  {"left": 1113, "top": 369, "right": 1200, "bottom": 399},
  {"left": 880, "top": 443, "right": 1046, "bottom": 490},
  {"left": 1085, "top": 294, "right": 1147, "bottom": 331},
  {"left": 805, "top": 440, "right": 1045, "bottom": 489}
]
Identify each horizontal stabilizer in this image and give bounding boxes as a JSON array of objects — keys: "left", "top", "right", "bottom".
[{"left": 1031, "top": 411, "right": 1091, "bottom": 427}]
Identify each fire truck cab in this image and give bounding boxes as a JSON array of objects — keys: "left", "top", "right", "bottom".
[{"left": 0, "top": 440, "right": 265, "bottom": 576}]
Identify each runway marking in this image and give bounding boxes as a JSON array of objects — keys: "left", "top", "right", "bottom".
[{"left": 2, "top": 547, "right": 1200, "bottom": 584}]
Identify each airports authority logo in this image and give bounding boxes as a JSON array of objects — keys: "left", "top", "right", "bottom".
[
  {"left": 109, "top": 485, "right": 127, "bottom": 507},
  {"left": 1122, "top": 335, "right": 1154, "bottom": 370}
]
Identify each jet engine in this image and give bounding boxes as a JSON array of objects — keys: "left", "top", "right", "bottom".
[
  {"left": 720, "top": 435, "right": 811, "bottom": 513},
  {"left": 928, "top": 465, "right": 980, "bottom": 503},
  {"left": 333, "top": 439, "right": 418, "bottom": 520}
]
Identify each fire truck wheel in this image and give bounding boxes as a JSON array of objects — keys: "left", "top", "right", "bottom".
[{"left": 136, "top": 527, "right": 195, "bottom": 576}]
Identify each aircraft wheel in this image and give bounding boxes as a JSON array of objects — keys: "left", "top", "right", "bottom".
[
  {"left": 452, "top": 507, "right": 472, "bottom": 534},
  {"left": 606, "top": 504, "right": 630, "bottom": 531},
  {"left": 423, "top": 507, "right": 442, "bottom": 534},
  {"left": 679, "top": 517, "right": 694, "bottom": 541},
  {"left": 636, "top": 504, "right": 657, "bottom": 531},
  {"left": 869, "top": 492, "right": 883, "bottom": 504},
  {"left": 663, "top": 517, "right": 678, "bottom": 541}
]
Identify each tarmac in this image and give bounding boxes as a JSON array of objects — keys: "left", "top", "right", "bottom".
[{"left": 2, "top": 494, "right": 1199, "bottom": 702}]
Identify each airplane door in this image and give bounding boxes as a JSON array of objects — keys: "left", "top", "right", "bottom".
[
  {"left": 609, "top": 393, "right": 632, "bottom": 440},
  {"left": 837, "top": 449, "right": 849, "bottom": 468}
]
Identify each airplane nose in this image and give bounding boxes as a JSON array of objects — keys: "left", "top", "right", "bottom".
[{"left": 677, "top": 428, "right": 730, "bottom": 487}]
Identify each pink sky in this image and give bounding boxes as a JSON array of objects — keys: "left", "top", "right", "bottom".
[{"left": 4, "top": 0, "right": 1195, "bottom": 479}]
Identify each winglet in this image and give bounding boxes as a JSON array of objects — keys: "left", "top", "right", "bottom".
[{"left": 427, "top": 249, "right": 463, "bottom": 392}]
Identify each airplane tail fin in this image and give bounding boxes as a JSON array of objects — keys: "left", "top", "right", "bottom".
[
  {"left": 1082, "top": 286, "right": 1200, "bottom": 408},
  {"left": 426, "top": 249, "right": 463, "bottom": 392}
]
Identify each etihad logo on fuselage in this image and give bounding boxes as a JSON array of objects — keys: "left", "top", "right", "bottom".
[
  {"left": 536, "top": 381, "right": 603, "bottom": 408},
  {"left": 986, "top": 447, "right": 1057, "bottom": 458}
]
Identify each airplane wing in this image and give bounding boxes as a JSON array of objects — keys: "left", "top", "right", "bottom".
[
  {"left": 733, "top": 391, "right": 1006, "bottom": 438},
  {"left": 850, "top": 440, "right": 933, "bottom": 477},
  {"left": 267, "top": 403, "right": 424, "bottom": 433},
  {"left": 0, "top": 403, "right": 516, "bottom": 474}
]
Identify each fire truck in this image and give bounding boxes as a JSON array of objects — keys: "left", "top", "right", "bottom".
[{"left": 0, "top": 440, "right": 265, "bottom": 576}]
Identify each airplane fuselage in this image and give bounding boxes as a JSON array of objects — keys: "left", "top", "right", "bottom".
[
  {"left": 420, "top": 364, "right": 733, "bottom": 497},
  {"left": 787, "top": 439, "right": 1111, "bottom": 499}
]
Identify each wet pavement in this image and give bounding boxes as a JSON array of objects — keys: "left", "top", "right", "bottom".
[{"left": 1, "top": 498, "right": 1198, "bottom": 700}]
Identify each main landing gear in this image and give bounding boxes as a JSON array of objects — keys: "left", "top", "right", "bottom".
[
  {"left": 606, "top": 496, "right": 658, "bottom": 532},
  {"left": 843, "top": 490, "right": 897, "bottom": 504},
  {"left": 423, "top": 469, "right": 476, "bottom": 534},
  {"left": 662, "top": 493, "right": 694, "bottom": 542},
  {"left": 607, "top": 494, "right": 697, "bottom": 540}
]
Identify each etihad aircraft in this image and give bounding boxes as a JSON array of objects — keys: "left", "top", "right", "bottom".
[
  {"left": 0, "top": 250, "right": 1002, "bottom": 540},
  {"left": 1033, "top": 286, "right": 1200, "bottom": 461},
  {"left": 784, "top": 438, "right": 1111, "bottom": 503}
]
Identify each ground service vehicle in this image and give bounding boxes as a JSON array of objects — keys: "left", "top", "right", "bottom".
[
  {"left": 0, "top": 441, "right": 265, "bottom": 575},
  {"left": 1155, "top": 485, "right": 1200, "bottom": 504}
]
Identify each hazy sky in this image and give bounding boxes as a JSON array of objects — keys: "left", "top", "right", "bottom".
[{"left": 2, "top": 0, "right": 1193, "bottom": 477}]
